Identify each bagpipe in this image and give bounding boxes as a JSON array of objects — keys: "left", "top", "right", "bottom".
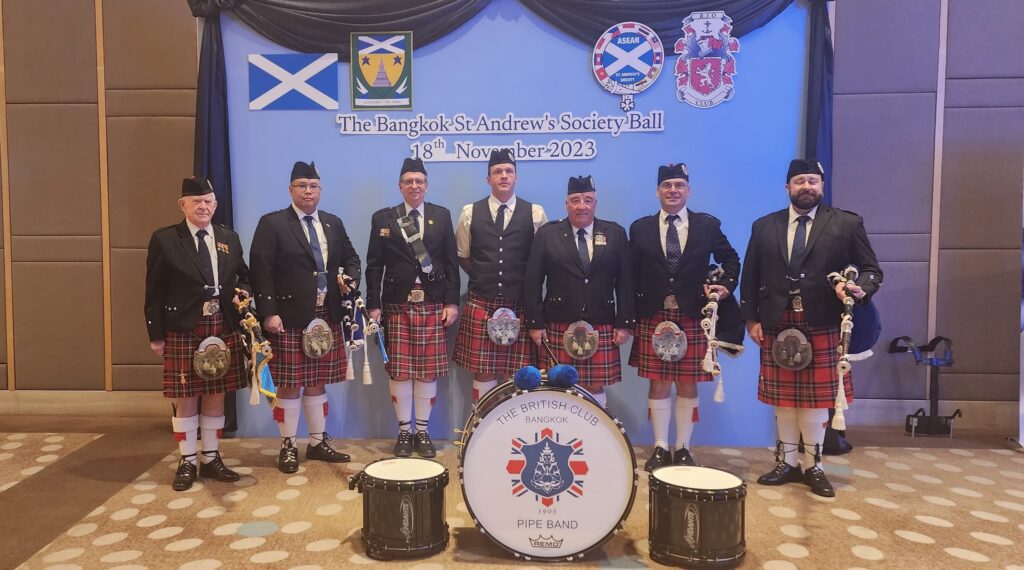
[
  {"left": 232, "top": 289, "right": 277, "bottom": 407},
  {"left": 825, "top": 265, "right": 859, "bottom": 430},
  {"left": 338, "top": 270, "right": 388, "bottom": 384},
  {"left": 699, "top": 265, "right": 745, "bottom": 403}
]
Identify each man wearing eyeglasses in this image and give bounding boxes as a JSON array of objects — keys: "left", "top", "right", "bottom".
[
  {"left": 627, "top": 163, "right": 741, "bottom": 472},
  {"left": 250, "top": 161, "right": 362, "bottom": 473},
  {"left": 365, "top": 158, "right": 460, "bottom": 458},
  {"left": 524, "top": 175, "right": 635, "bottom": 408}
]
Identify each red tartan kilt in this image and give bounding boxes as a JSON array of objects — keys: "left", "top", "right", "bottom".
[
  {"left": 383, "top": 300, "right": 450, "bottom": 379},
  {"left": 758, "top": 309, "right": 853, "bottom": 408},
  {"left": 545, "top": 321, "right": 622, "bottom": 388},
  {"left": 162, "top": 312, "right": 245, "bottom": 398},
  {"left": 628, "top": 309, "right": 711, "bottom": 383},
  {"left": 267, "top": 305, "right": 348, "bottom": 388},
  {"left": 453, "top": 293, "right": 533, "bottom": 376}
]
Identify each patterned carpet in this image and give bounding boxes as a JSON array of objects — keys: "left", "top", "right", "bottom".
[
  {"left": 0, "top": 433, "right": 101, "bottom": 494},
  {"left": 13, "top": 435, "right": 1024, "bottom": 569}
]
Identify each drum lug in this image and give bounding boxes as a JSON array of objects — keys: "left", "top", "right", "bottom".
[
  {"left": 453, "top": 428, "right": 466, "bottom": 435},
  {"left": 347, "top": 473, "right": 362, "bottom": 492}
]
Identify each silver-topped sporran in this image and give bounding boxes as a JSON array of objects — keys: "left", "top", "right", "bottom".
[
  {"left": 302, "top": 318, "right": 334, "bottom": 359},
  {"left": 563, "top": 320, "right": 599, "bottom": 360},
  {"left": 487, "top": 308, "right": 520, "bottom": 346},
  {"left": 772, "top": 328, "right": 812, "bottom": 370},
  {"left": 652, "top": 321, "right": 687, "bottom": 362},
  {"left": 194, "top": 336, "right": 230, "bottom": 381}
]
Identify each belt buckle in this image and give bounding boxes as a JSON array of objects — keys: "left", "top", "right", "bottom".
[
  {"left": 408, "top": 289, "right": 425, "bottom": 303},
  {"left": 202, "top": 299, "right": 220, "bottom": 316},
  {"left": 663, "top": 295, "right": 679, "bottom": 310},
  {"left": 791, "top": 294, "right": 804, "bottom": 312},
  {"left": 315, "top": 292, "right": 326, "bottom": 307}
]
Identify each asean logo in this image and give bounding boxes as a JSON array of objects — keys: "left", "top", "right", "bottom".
[
  {"left": 506, "top": 427, "right": 588, "bottom": 507},
  {"left": 674, "top": 11, "right": 741, "bottom": 108},
  {"left": 592, "top": 21, "right": 664, "bottom": 111}
]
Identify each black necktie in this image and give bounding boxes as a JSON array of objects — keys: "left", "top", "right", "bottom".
[
  {"left": 576, "top": 228, "right": 590, "bottom": 273},
  {"left": 409, "top": 209, "right": 421, "bottom": 235},
  {"left": 303, "top": 215, "right": 328, "bottom": 291},
  {"left": 195, "top": 229, "right": 216, "bottom": 299},
  {"left": 665, "top": 214, "right": 681, "bottom": 271},
  {"left": 496, "top": 204, "right": 508, "bottom": 233},
  {"left": 789, "top": 215, "right": 810, "bottom": 278}
]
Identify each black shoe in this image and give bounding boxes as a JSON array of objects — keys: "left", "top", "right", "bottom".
[
  {"left": 172, "top": 455, "right": 197, "bottom": 492},
  {"left": 822, "top": 428, "right": 854, "bottom": 455},
  {"left": 198, "top": 451, "right": 240, "bottom": 482},
  {"left": 393, "top": 430, "right": 414, "bottom": 457},
  {"left": 803, "top": 465, "right": 836, "bottom": 497},
  {"left": 306, "top": 433, "right": 351, "bottom": 463},
  {"left": 673, "top": 447, "right": 697, "bottom": 466},
  {"left": 414, "top": 431, "right": 437, "bottom": 458},
  {"left": 278, "top": 438, "right": 299, "bottom": 474},
  {"left": 757, "top": 462, "right": 803, "bottom": 486},
  {"left": 644, "top": 446, "right": 671, "bottom": 472}
]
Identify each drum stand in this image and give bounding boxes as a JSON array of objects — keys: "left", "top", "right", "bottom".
[{"left": 889, "top": 336, "right": 958, "bottom": 437}]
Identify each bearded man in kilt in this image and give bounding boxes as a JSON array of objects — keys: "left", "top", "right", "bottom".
[
  {"left": 250, "top": 161, "right": 361, "bottom": 473},
  {"left": 145, "top": 177, "right": 248, "bottom": 491},
  {"left": 741, "top": 158, "right": 882, "bottom": 497},
  {"left": 628, "top": 163, "right": 740, "bottom": 471},
  {"left": 453, "top": 149, "right": 548, "bottom": 401},
  {"left": 366, "top": 158, "right": 460, "bottom": 458},
  {"left": 524, "top": 175, "right": 635, "bottom": 407}
]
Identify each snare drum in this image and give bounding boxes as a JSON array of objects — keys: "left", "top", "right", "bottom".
[
  {"left": 649, "top": 465, "right": 746, "bottom": 567},
  {"left": 348, "top": 457, "right": 449, "bottom": 560},
  {"left": 458, "top": 382, "right": 637, "bottom": 562}
]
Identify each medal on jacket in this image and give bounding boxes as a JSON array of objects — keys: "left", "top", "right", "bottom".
[
  {"left": 193, "top": 336, "right": 230, "bottom": 381},
  {"left": 772, "top": 328, "right": 812, "bottom": 370},
  {"left": 486, "top": 307, "right": 520, "bottom": 346},
  {"left": 563, "top": 320, "right": 599, "bottom": 360},
  {"left": 302, "top": 318, "right": 334, "bottom": 359},
  {"left": 652, "top": 321, "right": 687, "bottom": 362}
]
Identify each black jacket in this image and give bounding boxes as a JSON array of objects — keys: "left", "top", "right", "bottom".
[
  {"left": 144, "top": 221, "right": 250, "bottom": 341},
  {"left": 364, "top": 202, "right": 460, "bottom": 309},
  {"left": 740, "top": 205, "right": 882, "bottom": 329},
  {"left": 524, "top": 219, "right": 636, "bottom": 329},
  {"left": 249, "top": 207, "right": 360, "bottom": 329}
]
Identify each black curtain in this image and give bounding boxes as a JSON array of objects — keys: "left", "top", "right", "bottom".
[
  {"left": 805, "top": 0, "right": 833, "bottom": 203},
  {"left": 192, "top": 2, "right": 234, "bottom": 227}
]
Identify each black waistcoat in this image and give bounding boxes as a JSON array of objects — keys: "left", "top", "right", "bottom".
[{"left": 468, "top": 197, "right": 534, "bottom": 300}]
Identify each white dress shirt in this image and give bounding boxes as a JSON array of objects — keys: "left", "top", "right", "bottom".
[
  {"left": 571, "top": 222, "right": 595, "bottom": 261},
  {"left": 186, "top": 220, "right": 220, "bottom": 296},
  {"left": 786, "top": 204, "right": 818, "bottom": 261},
  {"left": 292, "top": 204, "right": 330, "bottom": 292},
  {"left": 455, "top": 194, "right": 548, "bottom": 258},
  {"left": 659, "top": 207, "right": 689, "bottom": 257}
]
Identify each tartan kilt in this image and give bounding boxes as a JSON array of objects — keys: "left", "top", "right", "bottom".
[
  {"left": 758, "top": 308, "right": 853, "bottom": 408},
  {"left": 453, "top": 293, "right": 532, "bottom": 376},
  {"left": 545, "top": 321, "right": 621, "bottom": 388},
  {"left": 267, "top": 305, "right": 348, "bottom": 388},
  {"left": 383, "top": 300, "right": 450, "bottom": 379},
  {"left": 162, "top": 311, "right": 245, "bottom": 398},
  {"left": 628, "top": 309, "right": 711, "bottom": 383}
]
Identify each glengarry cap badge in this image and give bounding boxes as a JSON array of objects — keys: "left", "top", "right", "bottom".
[
  {"left": 487, "top": 307, "right": 520, "bottom": 346},
  {"left": 194, "top": 336, "right": 230, "bottom": 381},
  {"left": 772, "top": 328, "right": 812, "bottom": 370},
  {"left": 302, "top": 318, "right": 334, "bottom": 359},
  {"left": 652, "top": 320, "right": 687, "bottom": 362},
  {"left": 563, "top": 320, "right": 599, "bottom": 360}
]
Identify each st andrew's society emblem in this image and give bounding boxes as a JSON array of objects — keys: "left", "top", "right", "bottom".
[
  {"left": 351, "top": 32, "right": 413, "bottom": 109},
  {"left": 592, "top": 22, "right": 664, "bottom": 111},
  {"left": 674, "top": 11, "right": 741, "bottom": 108},
  {"left": 506, "top": 427, "right": 589, "bottom": 507}
]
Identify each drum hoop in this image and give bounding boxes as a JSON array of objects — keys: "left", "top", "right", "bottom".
[
  {"left": 361, "top": 458, "right": 449, "bottom": 490},
  {"left": 648, "top": 467, "right": 747, "bottom": 500},
  {"left": 457, "top": 384, "right": 639, "bottom": 562}
]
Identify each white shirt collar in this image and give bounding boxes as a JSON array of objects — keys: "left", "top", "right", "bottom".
[
  {"left": 488, "top": 193, "right": 517, "bottom": 212},
  {"left": 292, "top": 204, "right": 319, "bottom": 222},
  {"left": 570, "top": 221, "right": 595, "bottom": 236},
  {"left": 185, "top": 220, "right": 212, "bottom": 237},
  {"left": 660, "top": 207, "right": 688, "bottom": 225},
  {"left": 788, "top": 204, "right": 818, "bottom": 224},
  {"left": 404, "top": 202, "right": 424, "bottom": 216}
]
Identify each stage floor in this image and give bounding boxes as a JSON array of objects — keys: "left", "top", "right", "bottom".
[{"left": 2, "top": 416, "right": 1022, "bottom": 569}]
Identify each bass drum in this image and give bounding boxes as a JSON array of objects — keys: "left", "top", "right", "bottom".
[{"left": 458, "top": 382, "right": 637, "bottom": 562}]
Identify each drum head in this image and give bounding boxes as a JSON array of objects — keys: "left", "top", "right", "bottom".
[
  {"left": 653, "top": 465, "right": 743, "bottom": 490},
  {"left": 365, "top": 458, "right": 445, "bottom": 481},
  {"left": 461, "top": 387, "right": 636, "bottom": 560}
]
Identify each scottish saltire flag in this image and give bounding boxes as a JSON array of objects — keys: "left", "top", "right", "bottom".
[
  {"left": 351, "top": 32, "right": 413, "bottom": 109},
  {"left": 248, "top": 53, "right": 339, "bottom": 110}
]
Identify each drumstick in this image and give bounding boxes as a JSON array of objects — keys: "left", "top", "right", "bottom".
[{"left": 540, "top": 337, "right": 560, "bottom": 368}]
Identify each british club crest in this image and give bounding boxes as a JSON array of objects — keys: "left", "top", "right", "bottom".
[
  {"left": 506, "top": 427, "right": 589, "bottom": 507},
  {"left": 674, "top": 11, "right": 740, "bottom": 108},
  {"left": 592, "top": 22, "right": 664, "bottom": 111}
]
